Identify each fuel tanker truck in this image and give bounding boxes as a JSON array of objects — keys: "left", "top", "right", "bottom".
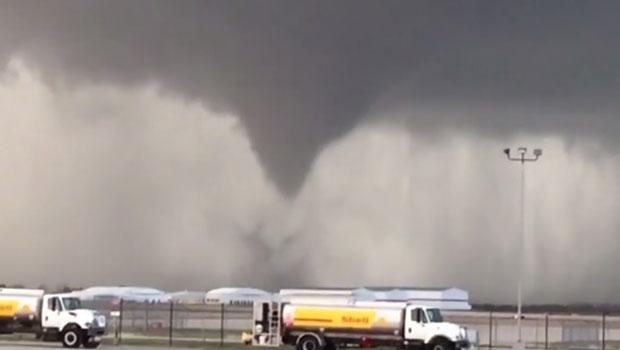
[
  {"left": 246, "top": 301, "right": 472, "bottom": 350},
  {"left": 0, "top": 288, "right": 106, "bottom": 348}
]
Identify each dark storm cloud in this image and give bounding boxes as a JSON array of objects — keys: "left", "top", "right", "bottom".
[
  {"left": 2, "top": 1, "right": 620, "bottom": 194},
  {"left": 5, "top": 1, "right": 620, "bottom": 303}
]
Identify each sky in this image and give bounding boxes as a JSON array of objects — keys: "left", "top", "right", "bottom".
[{"left": 2, "top": 1, "right": 620, "bottom": 303}]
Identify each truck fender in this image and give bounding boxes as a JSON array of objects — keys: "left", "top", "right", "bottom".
[
  {"left": 295, "top": 332, "right": 324, "bottom": 347},
  {"left": 61, "top": 323, "right": 82, "bottom": 333},
  {"left": 426, "top": 335, "right": 453, "bottom": 346}
]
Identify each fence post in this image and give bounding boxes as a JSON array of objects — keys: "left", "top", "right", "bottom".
[
  {"left": 145, "top": 302, "right": 149, "bottom": 332},
  {"left": 488, "top": 311, "right": 493, "bottom": 349},
  {"left": 118, "top": 298, "right": 124, "bottom": 344},
  {"left": 220, "top": 304, "right": 226, "bottom": 347},
  {"left": 545, "top": 313, "right": 548, "bottom": 350},
  {"left": 602, "top": 312, "right": 606, "bottom": 350},
  {"left": 202, "top": 301, "right": 208, "bottom": 344},
  {"left": 169, "top": 301, "right": 174, "bottom": 347}
]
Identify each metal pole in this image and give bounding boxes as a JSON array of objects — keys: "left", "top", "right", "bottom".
[
  {"left": 220, "top": 304, "right": 225, "bottom": 347},
  {"left": 489, "top": 311, "right": 493, "bottom": 349},
  {"left": 517, "top": 156, "right": 525, "bottom": 343},
  {"left": 504, "top": 147, "right": 542, "bottom": 350},
  {"left": 202, "top": 301, "right": 208, "bottom": 344},
  {"left": 544, "top": 313, "right": 548, "bottom": 350},
  {"left": 118, "top": 298, "right": 124, "bottom": 344},
  {"left": 169, "top": 301, "right": 174, "bottom": 347},
  {"left": 602, "top": 312, "right": 606, "bottom": 350}
]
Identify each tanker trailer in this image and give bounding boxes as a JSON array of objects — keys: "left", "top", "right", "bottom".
[
  {"left": 249, "top": 301, "right": 471, "bottom": 350},
  {"left": 0, "top": 288, "right": 106, "bottom": 348}
]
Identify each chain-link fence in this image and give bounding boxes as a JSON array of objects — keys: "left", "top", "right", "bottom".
[
  {"left": 445, "top": 311, "right": 617, "bottom": 350},
  {"left": 84, "top": 301, "right": 620, "bottom": 350},
  {"left": 85, "top": 300, "right": 253, "bottom": 347}
]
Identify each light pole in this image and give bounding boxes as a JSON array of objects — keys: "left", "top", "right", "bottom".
[{"left": 503, "top": 147, "right": 542, "bottom": 348}]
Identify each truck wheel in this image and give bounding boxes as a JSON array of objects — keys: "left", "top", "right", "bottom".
[
  {"left": 297, "top": 335, "right": 321, "bottom": 350},
  {"left": 429, "top": 339, "right": 455, "bottom": 350},
  {"left": 84, "top": 337, "right": 101, "bottom": 349},
  {"left": 61, "top": 328, "right": 81, "bottom": 348}
]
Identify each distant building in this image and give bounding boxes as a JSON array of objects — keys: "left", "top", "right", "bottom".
[
  {"left": 73, "top": 286, "right": 171, "bottom": 303},
  {"left": 205, "top": 287, "right": 271, "bottom": 305},
  {"left": 279, "top": 287, "right": 471, "bottom": 310},
  {"left": 168, "top": 290, "right": 206, "bottom": 304},
  {"left": 74, "top": 285, "right": 470, "bottom": 309},
  {"left": 278, "top": 288, "right": 353, "bottom": 305}
]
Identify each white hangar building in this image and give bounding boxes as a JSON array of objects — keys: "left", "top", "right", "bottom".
[
  {"left": 278, "top": 287, "right": 470, "bottom": 310},
  {"left": 205, "top": 288, "right": 272, "bottom": 305},
  {"left": 73, "top": 286, "right": 171, "bottom": 303},
  {"left": 207, "top": 286, "right": 471, "bottom": 310},
  {"left": 169, "top": 290, "right": 207, "bottom": 304}
]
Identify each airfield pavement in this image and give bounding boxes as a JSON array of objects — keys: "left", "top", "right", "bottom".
[{"left": 0, "top": 340, "right": 226, "bottom": 350}]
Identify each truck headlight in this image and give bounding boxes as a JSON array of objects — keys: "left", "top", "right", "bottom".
[{"left": 458, "top": 327, "right": 466, "bottom": 340}]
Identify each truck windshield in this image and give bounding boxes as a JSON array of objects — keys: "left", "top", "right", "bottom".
[
  {"left": 426, "top": 308, "right": 443, "bottom": 322},
  {"left": 62, "top": 297, "right": 81, "bottom": 311}
]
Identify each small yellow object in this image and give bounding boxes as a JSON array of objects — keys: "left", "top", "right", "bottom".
[{"left": 241, "top": 332, "right": 253, "bottom": 345}]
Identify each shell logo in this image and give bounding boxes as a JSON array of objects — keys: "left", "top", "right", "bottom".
[
  {"left": 0, "top": 301, "right": 19, "bottom": 317},
  {"left": 376, "top": 317, "right": 387, "bottom": 326}
]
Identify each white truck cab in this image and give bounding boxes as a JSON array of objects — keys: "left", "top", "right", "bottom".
[
  {"left": 404, "top": 305, "right": 468, "bottom": 350},
  {"left": 40, "top": 293, "right": 106, "bottom": 348}
]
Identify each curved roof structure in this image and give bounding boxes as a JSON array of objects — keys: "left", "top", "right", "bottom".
[
  {"left": 74, "top": 286, "right": 171, "bottom": 302},
  {"left": 279, "top": 287, "right": 471, "bottom": 310},
  {"left": 205, "top": 287, "right": 271, "bottom": 305}
]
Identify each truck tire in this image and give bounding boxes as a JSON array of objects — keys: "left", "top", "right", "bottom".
[
  {"left": 84, "top": 337, "right": 101, "bottom": 349},
  {"left": 297, "top": 335, "right": 321, "bottom": 350},
  {"left": 428, "top": 339, "right": 455, "bottom": 350},
  {"left": 61, "top": 328, "right": 81, "bottom": 348}
]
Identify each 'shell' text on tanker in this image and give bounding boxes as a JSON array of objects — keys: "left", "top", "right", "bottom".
[{"left": 341, "top": 316, "right": 370, "bottom": 324}]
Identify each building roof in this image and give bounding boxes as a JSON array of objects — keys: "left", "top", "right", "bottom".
[
  {"left": 205, "top": 287, "right": 272, "bottom": 304},
  {"left": 279, "top": 287, "right": 356, "bottom": 291},
  {"left": 169, "top": 290, "right": 206, "bottom": 303},
  {"left": 278, "top": 287, "right": 471, "bottom": 310},
  {"left": 362, "top": 286, "right": 455, "bottom": 292},
  {"left": 282, "top": 286, "right": 461, "bottom": 292},
  {"left": 74, "top": 286, "right": 171, "bottom": 302},
  {"left": 207, "top": 287, "right": 270, "bottom": 295}
]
